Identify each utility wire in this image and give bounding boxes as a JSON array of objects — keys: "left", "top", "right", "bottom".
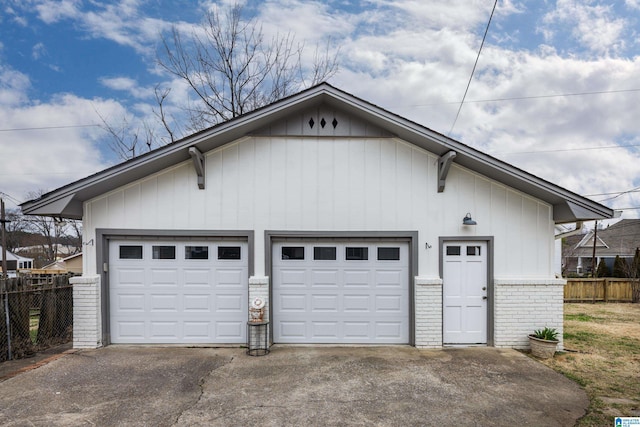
[
  {"left": 402, "top": 88, "right": 640, "bottom": 108},
  {"left": 0, "top": 124, "right": 100, "bottom": 132},
  {"left": 448, "top": 0, "right": 498, "bottom": 136},
  {"left": 496, "top": 143, "right": 640, "bottom": 155},
  {"left": 586, "top": 189, "right": 640, "bottom": 197}
]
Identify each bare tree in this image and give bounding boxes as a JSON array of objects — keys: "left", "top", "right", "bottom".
[
  {"left": 95, "top": 109, "right": 157, "bottom": 161},
  {"left": 3, "top": 208, "right": 28, "bottom": 253},
  {"left": 158, "top": 2, "right": 339, "bottom": 133}
]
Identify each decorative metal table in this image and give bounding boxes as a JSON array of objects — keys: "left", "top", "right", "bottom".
[{"left": 246, "top": 320, "right": 270, "bottom": 356}]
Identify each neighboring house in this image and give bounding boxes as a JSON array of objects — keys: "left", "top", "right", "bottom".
[
  {"left": 562, "top": 219, "right": 640, "bottom": 276},
  {"left": 21, "top": 84, "right": 613, "bottom": 350},
  {"left": 0, "top": 246, "right": 34, "bottom": 278},
  {"left": 38, "top": 252, "right": 83, "bottom": 275}
]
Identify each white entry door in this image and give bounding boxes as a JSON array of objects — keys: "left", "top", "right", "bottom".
[
  {"left": 443, "top": 241, "right": 488, "bottom": 344},
  {"left": 109, "top": 239, "right": 248, "bottom": 344}
]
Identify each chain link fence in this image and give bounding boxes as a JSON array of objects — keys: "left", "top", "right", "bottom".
[{"left": 0, "top": 274, "right": 73, "bottom": 362}]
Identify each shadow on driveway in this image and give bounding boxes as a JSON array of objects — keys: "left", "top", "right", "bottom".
[{"left": 0, "top": 346, "right": 587, "bottom": 426}]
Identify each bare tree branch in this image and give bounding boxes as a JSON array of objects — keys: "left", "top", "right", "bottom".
[{"left": 157, "top": 2, "right": 339, "bottom": 132}]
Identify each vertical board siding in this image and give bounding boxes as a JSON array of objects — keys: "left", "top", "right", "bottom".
[{"left": 85, "top": 135, "right": 554, "bottom": 278}]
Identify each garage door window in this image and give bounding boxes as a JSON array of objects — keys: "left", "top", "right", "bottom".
[
  {"left": 282, "top": 246, "right": 304, "bottom": 260},
  {"left": 185, "top": 246, "right": 209, "bottom": 259},
  {"left": 153, "top": 245, "right": 176, "bottom": 259},
  {"left": 119, "top": 245, "right": 143, "bottom": 259},
  {"left": 346, "top": 247, "right": 368, "bottom": 260},
  {"left": 378, "top": 247, "right": 400, "bottom": 260},
  {"left": 218, "top": 246, "right": 241, "bottom": 260},
  {"left": 314, "top": 247, "right": 336, "bottom": 260}
]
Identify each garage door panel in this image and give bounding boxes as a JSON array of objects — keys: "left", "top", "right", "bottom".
[
  {"left": 216, "top": 269, "right": 245, "bottom": 287},
  {"left": 184, "top": 322, "right": 210, "bottom": 339},
  {"left": 183, "top": 269, "right": 210, "bottom": 285},
  {"left": 375, "top": 322, "right": 403, "bottom": 339},
  {"left": 116, "top": 294, "right": 145, "bottom": 311},
  {"left": 375, "top": 270, "right": 403, "bottom": 286},
  {"left": 279, "top": 269, "right": 307, "bottom": 286},
  {"left": 279, "top": 294, "right": 307, "bottom": 312},
  {"left": 149, "top": 294, "right": 179, "bottom": 311},
  {"left": 115, "top": 321, "right": 145, "bottom": 339},
  {"left": 150, "top": 269, "right": 178, "bottom": 285},
  {"left": 343, "top": 295, "right": 370, "bottom": 312},
  {"left": 215, "top": 294, "right": 243, "bottom": 312},
  {"left": 310, "top": 269, "right": 339, "bottom": 286},
  {"left": 343, "top": 270, "right": 371, "bottom": 287},
  {"left": 215, "top": 321, "right": 243, "bottom": 339},
  {"left": 278, "top": 321, "right": 306, "bottom": 339},
  {"left": 311, "top": 294, "right": 339, "bottom": 312},
  {"left": 183, "top": 294, "right": 210, "bottom": 312},
  {"left": 273, "top": 241, "right": 409, "bottom": 344},
  {"left": 109, "top": 239, "right": 247, "bottom": 344},
  {"left": 115, "top": 269, "right": 145, "bottom": 286},
  {"left": 150, "top": 321, "right": 179, "bottom": 339},
  {"left": 343, "top": 322, "right": 369, "bottom": 338},
  {"left": 311, "top": 322, "right": 339, "bottom": 338},
  {"left": 375, "top": 295, "right": 402, "bottom": 311}
]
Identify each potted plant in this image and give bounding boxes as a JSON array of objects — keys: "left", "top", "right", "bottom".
[{"left": 528, "top": 327, "right": 559, "bottom": 359}]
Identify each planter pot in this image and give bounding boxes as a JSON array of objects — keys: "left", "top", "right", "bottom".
[{"left": 528, "top": 335, "right": 558, "bottom": 359}]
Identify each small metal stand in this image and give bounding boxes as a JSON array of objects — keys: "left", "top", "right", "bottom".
[{"left": 246, "top": 321, "right": 270, "bottom": 356}]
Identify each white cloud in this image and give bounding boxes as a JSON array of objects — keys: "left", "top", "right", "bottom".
[
  {"left": 4, "top": 0, "right": 640, "bottom": 219},
  {"left": 34, "top": 0, "right": 81, "bottom": 24},
  {"left": 541, "top": 0, "right": 627, "bottom": 56},
  {"left": 30, "top": 0, "right": 171, "bottom": 55},
  {"left": 99, "top": 76, "right": 154, "bottom": 99},
  {"left": 0, "top": 66, "right": 123, "bottom": 208},
  {"left": 31, "top": 42, "right": 46, "bottom": 60}
]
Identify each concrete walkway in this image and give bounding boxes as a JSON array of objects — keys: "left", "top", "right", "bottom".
[{"left": 0, "top": 346, "right": 588, "bottom": 426}]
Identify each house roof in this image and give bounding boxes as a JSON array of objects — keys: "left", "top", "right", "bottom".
[
  {"left": 570, "top": 219, "right": 640, "bottom": 257},
  {"left": 21, "top": 83, "right": 613, "bottom": 223},
  {"left": 0, "top": 246, "right": 33, "bottom": 262}
]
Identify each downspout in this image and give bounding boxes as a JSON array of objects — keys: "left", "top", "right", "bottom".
[{"left": 554, "top": 221, "right": 585, "bottom": 240}]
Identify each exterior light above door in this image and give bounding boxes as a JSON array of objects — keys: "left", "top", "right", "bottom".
[{"left": 463, "top": 213, "right": 477, "bottom": 225}]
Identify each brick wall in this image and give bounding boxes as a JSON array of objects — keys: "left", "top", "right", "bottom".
[
  {"left": 493, "top": 279, "right": 566, "bottom": 350},
  {"left": 414, "top": 277, "right": 443, "bottom": 348},
  {"left": 69, "top": 275, "right": 101, "bottom": 349}
]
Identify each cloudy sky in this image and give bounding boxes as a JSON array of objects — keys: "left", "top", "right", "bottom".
[{"left": 1, "top": 0, "right": 639, "bottom": 223}]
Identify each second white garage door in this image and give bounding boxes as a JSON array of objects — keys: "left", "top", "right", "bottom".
[
  {"left": 273, "top": 241, "right": 409, "bottom": 344},
  {"left": 109, "top": 239, "right": 248, "bottom": 344}
]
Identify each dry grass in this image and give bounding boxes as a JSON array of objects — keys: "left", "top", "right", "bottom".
[{"left": 539, "top": 303, "right": 640, "bottom": 426}]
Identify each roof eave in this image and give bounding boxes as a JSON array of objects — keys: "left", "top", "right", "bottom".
[{"left": 20, "top": 83, "right": 614, "bottom": 223}]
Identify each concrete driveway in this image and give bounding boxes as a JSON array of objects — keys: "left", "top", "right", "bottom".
[{"left": 0, "top": 346, "right": 587, "bottom": 426}]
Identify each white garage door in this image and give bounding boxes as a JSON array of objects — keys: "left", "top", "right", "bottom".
[
  {"left": 109, "top": 239, "right": 248, "bottom": 344},
  {"left": 273, "top": 241, "right": 409, "bottom": 344}
]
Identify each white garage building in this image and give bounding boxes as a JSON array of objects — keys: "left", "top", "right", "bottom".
[{"left": 22, "top": 84, "right": 613, "bottom": 349}]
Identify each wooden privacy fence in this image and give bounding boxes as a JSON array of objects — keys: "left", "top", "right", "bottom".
[{"left": 564, "top": 278, "right": 636, "bottom": 302}]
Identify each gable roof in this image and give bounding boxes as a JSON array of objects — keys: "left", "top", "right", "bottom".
[
  {"left": 21, "top": 83, "right": 613, "bottom": 223},
  {"left": 569, "top": 219, "right": 640, "bottom": 256}
]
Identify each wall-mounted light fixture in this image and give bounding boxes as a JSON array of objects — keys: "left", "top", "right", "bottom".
[{"left": 462, "top": 213, "right": 477, "bottom": 226}]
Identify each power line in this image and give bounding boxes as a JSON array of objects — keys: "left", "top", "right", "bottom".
[
  {"left": 0, "top": 124, "right": 100, "bottom": 132},
  {"left": 586, "top": 189, "right": 640, "bottom": 197},
  {"left": 403, "top": 88, "right": 640, "bottom": 108},
  {"left": 598, "top": 186, "right": 640, "bottom": 203},
  {"left": 448, "top": 0, "right": 498, "bottom": 136},
  {"left": 496, "top": 143, "right": 640, "bottom": 155}
]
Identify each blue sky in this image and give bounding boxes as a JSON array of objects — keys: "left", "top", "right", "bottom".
[{"left": 1, "top": 0, "right": 640, "bottom": 222}]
